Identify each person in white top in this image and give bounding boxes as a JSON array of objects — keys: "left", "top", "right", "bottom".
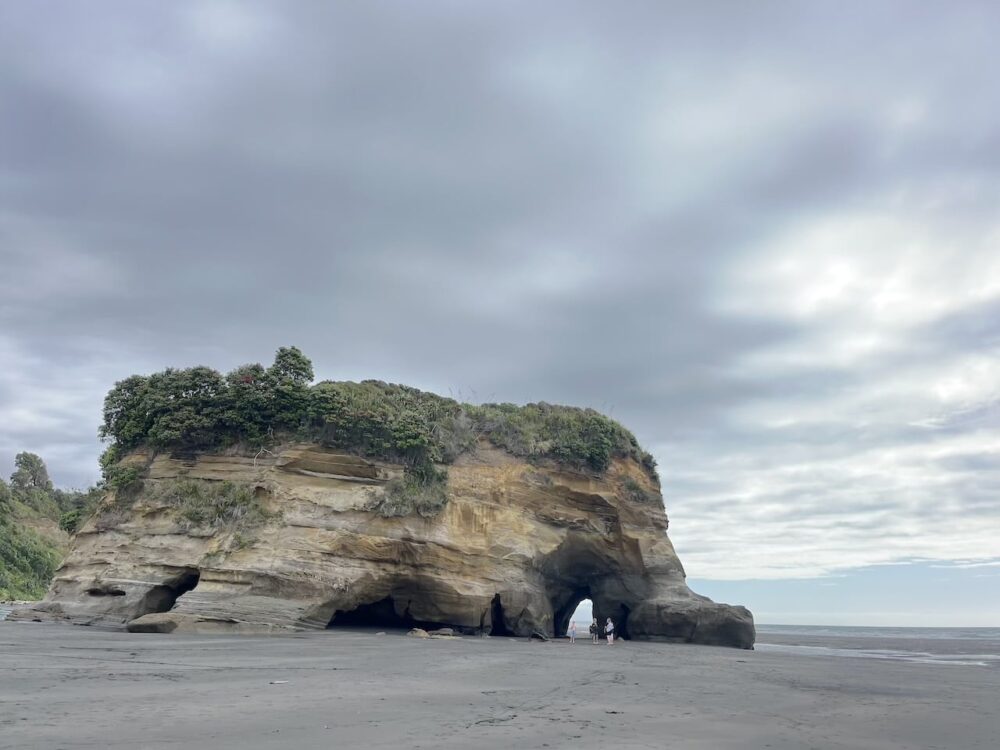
[
  {"left": 605, "top": 617, "right": 615, "bottom": 644},
  {"left": 568, "top": 621, "right": 577, "bottom": 643}
]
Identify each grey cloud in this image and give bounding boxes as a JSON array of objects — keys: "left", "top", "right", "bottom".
[
  {"left": 919, "top": 298, "right": 1000, "bottom": 351},
  {"left": 2, "top": 2, "right": 999, "bottom": 579}
]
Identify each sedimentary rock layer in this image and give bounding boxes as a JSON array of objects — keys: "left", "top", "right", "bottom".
[{"left": 19, "top": 443, "right": 755, "bottom": 648}]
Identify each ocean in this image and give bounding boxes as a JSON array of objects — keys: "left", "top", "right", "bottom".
[{"left": 756, "top": 623, "right": 1000, "bottom": 667}]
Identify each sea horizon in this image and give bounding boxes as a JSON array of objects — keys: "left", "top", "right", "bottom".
[
  {"left": 7, "top": 604, "right": 995, "bottom": 636},
  {"left": 757, "top": 623, "right": 1000, "bottom": 636}
]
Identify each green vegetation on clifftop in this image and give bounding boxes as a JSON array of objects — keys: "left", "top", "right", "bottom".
[{"left": 99, "top": 347, "right": 658, "bottom": 485}]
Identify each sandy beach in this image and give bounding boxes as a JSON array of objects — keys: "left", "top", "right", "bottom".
[{"left": 2, "top": 622, "right": 997, "bottom": 750}]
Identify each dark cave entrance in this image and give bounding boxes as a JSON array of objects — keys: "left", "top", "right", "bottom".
[
  {"left": 542, "top": 534, "right": 637, "bottom": 640},
  {"left": 553, "top": 591, "right": 631, "bottom": 641},
  {"left": 612, "top": 603, "right": 631, "bottom": 640},
  {"left": 327, "top": 595, "right": 452, "bottom": 632},
  {"left": 328, "top": 596, "right": 409, "bottom": 629},
  {"left": 540, "top": 532, "right": 640, "bottom": 640},
  {"left": 86, "top": 586, "right": 126, "bottom": 597},
  {"left": 590, "top": 601, "right": 631, "bottom": 640},
  {"left": 135, "top": 568, "right": 201, "bottom": 616},
  {"left": 488, "top": 594, "right": 513, "bottom": 636}
]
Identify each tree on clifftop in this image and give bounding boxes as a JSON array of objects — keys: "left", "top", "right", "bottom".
[
  {"left": 96, "top": 346, "right": 658, "bottom": 484},
  {"left": 268, "top": 346, "right": 313, "bottom": 385},
  {"left": 99, "top": 347, "right": 317, "bottom": 455},
  {"left": 143, "top": 367, "right": 227, "bottom": 448},
  {"left": 266, "top": 346, "right": 313, "bottom": 433},
  {"left": 100, "top": 374, "right": 152, "bottom": 452}
]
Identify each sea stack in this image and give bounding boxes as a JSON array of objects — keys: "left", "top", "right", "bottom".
[{"left": 17, "top": 353, "right": 755, "bottom": 648}]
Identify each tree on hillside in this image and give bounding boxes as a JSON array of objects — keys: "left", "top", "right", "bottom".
[
  {"left": 57, "top": 485, "right": 105, "bottom": 534},
  {"left": 10, "top": 452, "right": 52, "bottom": 492},
  {"left": 0, "top": 478, "right": 10, "bottom": 510}
]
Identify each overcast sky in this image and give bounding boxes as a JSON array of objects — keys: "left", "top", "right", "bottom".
[{"left": 2, "top": 2, "right": 998, "bottom": 624}]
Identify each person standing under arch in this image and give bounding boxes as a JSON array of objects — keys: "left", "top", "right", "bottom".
[
  {"left": 590, "top": 617, "right": 599, "bottom": 644},
  {"left": 605, "top": 617, "right": 615, "bottom": 644},
  {"left": 568, "top": 620, "right": 577, "bottom": 643}
]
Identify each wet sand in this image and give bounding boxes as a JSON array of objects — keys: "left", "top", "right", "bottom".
[{"left": 2, "top": 622, "right": 998, "bottom": 749}]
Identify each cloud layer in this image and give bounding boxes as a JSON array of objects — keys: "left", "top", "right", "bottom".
[{"left": 2, "top": 2, "right": 998, "bottom": 580}]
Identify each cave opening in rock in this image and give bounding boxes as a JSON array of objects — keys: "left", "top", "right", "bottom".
[
  {"left": 541, "top": 533, "right": 637, "bottom": 639},
  {"left": 568, "top": 598, "right": 593, "bottom": 635},
  {"left": 327, "top": 596, "right": 451, "bottom": 632},
  {"left": 136, "top": 568, "right": 201, "bottom": 617},
  {"left": 86, "top": 586, "right": 126, "bottom": 597},
  {"left": 584, "top": 600, "right": 631, "bottom": 640},
  {"left": 613, "top": 602, "right": 631, "bottom": 640},
  {"left": 553, "top": 588, "right": 593, "bottom": 637},
  {"left": 489, "top": 594, "right": 513, "bottom": 636},
  {"left": 328, "top": 596, "right": 408, "bottom": 629}
]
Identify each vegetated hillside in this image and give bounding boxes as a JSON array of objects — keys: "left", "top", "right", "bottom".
[
  {"left": 99, "top": 347, "right": 659, "bottom": 513},
  {"left": 0, "top": 453, "right": 101, "bottom": 600}
]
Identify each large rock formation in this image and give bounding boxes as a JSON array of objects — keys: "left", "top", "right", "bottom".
[{"left": 18, "top": 442, "right": 754, "bottom": 648}]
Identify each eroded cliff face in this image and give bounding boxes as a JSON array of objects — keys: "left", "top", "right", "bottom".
[{"left": 19, "top": 442, "right": 755, "bottom": 648}]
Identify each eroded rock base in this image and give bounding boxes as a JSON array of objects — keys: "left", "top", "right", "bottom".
[{"left": 17, "top": 443, "right": 755, "bottom": 648}]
